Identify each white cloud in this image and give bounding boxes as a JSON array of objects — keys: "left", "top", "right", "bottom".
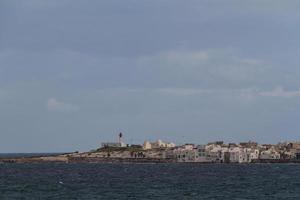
[
  {"left": 47, "top": 98, "right": 79, "bottom": 112},
  {"left": 138, "top": 49, "right": 209, "bottom": 67},
  {"left": 160, "top": 50, "right": 209, "bottom": 63},
  {"left": 259, "top": 86, "right": 300, "bottom": 98},
  {"left": 156, "top": 86, "right": 300, "bottom": 99},
  {"left": 137, "top": 49, "right": 270, "bottom": 89},
  {"left": 94, "top": 86, "right": 300, "bottom": 99},
  {"left": 154, "top": 87, "right": 259, "bottom": 103},
  {"left": 136, "top": 49, "right": 300, "bottom": 100},
  {"left": 155, "top": 88, "right": 212, "bottom": 96}
]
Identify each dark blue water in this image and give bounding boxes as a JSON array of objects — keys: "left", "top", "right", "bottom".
[
  {"left": 1, "top": 163, "right": 300, "bottom": 199},
  {"left": 0, "top": 153, "right": 68, "bottom": 158}
]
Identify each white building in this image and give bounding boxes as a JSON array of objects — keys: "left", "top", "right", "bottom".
[
  {"left": 228, "top": 147, "right": 247, "bottom": 163},
  {"left": 175, "top": 145, "right": 210, "bottom": 163},
  {"left": 195, "top": 145, "right": 209, "bottom": 162},
  {"left": 228, "top": 147, "right": 261, "bottom": 163},
  {"left": 142, "top": 140, "right": 176, "bottom": 150},
  {"left": 101, "top": 142, "right": 126, "bottom": 148},
  {"left": 205, "top": 144, "right": 260, "bottom": 163},
  {"left": 260, "top": 149, "right": 280, "bottom": 160},
  {"left": 101, "top": 133, "right": 127, "bottom": 148},
  {"left": 205, "top": 144, "right": 228, "bottom": 162},
  {"left": 248, "top": 149, "right": 260, "bottom": 162},
  {"left": 143, "top": 141, "right": 152, "bottom": 150}
]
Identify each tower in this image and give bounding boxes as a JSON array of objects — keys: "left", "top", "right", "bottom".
[{"left": 118, "top": 132, "right": 123, "bottom": 144}]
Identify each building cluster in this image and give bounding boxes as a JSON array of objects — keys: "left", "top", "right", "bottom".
[
  {"left": 100, "top": 133, "right": 300, "bottom": 163},
  {"left": 140, "top": 140, "right": 300, "bottom": 163},
  {"left": 169, "top": 141, "right": 300, "bottom": 163}
]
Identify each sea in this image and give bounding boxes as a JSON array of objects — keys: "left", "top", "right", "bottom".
[{"left": 1, "top": 155, "right": 300, "bottom": 199}]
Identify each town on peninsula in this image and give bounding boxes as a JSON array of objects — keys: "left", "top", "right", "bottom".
[{"left": 1, "top": 133, "right": 300, "bottom": 164}]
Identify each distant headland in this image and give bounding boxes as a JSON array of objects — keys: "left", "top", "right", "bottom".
[{"left": 1, "top": 133, "right": 300, "bottom": 164}]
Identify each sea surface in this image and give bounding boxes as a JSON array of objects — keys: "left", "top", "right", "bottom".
[
  {"left": 0, "top": 153, "right": 68, "bottom": 159},
  {"left": 1, "top": 162, "right": 300, "bottom": 199}
]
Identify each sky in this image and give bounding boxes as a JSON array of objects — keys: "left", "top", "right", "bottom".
[{"left": 1, "top": 0, "right": 300, "bottom": 152}]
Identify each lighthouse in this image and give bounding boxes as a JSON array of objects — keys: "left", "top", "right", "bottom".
[
  {"left": 118, "top": 132, "right": 123, "bottom": 144},
  {"left": 101, "top": 132, "right": 126, "bottom": 148}
]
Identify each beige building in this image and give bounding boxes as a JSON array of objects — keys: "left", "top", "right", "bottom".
[{"left": 142, "top": 140, "right": 176, "bottom": 150}]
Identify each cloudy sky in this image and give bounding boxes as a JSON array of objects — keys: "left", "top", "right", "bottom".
[{"left": 1, "top": 0, "right": 300, "bottom": 152}]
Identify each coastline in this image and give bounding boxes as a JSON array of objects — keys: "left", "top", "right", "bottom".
[{"left": 1, "top": 154, "right": 300, "bottom": 164}]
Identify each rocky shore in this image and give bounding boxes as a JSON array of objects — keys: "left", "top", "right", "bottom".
[
  {"left": 2, "top": 154, "right": 300, "bottom": 164},
  {"left": 0, "top": 155, "right": 175, "bottom": 164},
  {"left": 0, "top": 148, "right": 175, "bottom": 164},
  {"left": 1, "top": 144, "right": 300, "bottom": 164}
]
